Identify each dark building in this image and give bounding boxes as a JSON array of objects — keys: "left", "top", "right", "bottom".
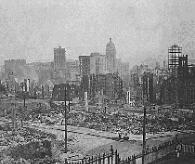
[
  {"left": 129, "top": 65, "right": 152, "bottom": 104},
  {"left": 51, "top": 83, "right": 79, "bottom": 101},
  {"left": 54, "top": 46, "right": 66, "bottom": 70},
  {"left": 80, "top": 73, "right": 123, "bottom": 101},
  {"left": 168, "top": 44, "right": 182, "bottom": 78},
  {"left": 79, "top": 56, "right": 90, "bottom": 77},
  {"left": 142, "top": 72, "right": 154, "bottom": 103},
  {"left": 104, "top": 73, "right": 115, "bottom": 99},
  {"left": 160, "top": 45, "right": 195, "bottom": 107},
  {"left": 130, "top": 73, "right": 141, "bottom": 102},
  {"left": 80, "top": 75, "right": 90, "bottom": 99},
  {"left": 53, "top": 46, "right": 66, "bottom": 83}
]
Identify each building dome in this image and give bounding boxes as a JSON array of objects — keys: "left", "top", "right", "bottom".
[{"left": 106, "top": 38, "right": 116, "bottom": 52}]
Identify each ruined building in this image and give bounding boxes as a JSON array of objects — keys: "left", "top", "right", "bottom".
[
  {"left": 80, "top": 73, "right": 123, "bottom": 101},
  {"left": 160, "top": 45, "right": 195, "bottom": 107},
  {"left": 142, "top": 72, "right": 154, "bottom": 103}
]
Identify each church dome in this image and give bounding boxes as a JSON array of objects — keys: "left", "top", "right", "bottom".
[{"left": 106, "top": 38, "right": 116, "bottom": 52}]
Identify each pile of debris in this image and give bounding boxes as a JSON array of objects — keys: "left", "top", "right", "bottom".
[{"left": 0, "top": 139, "right": 59, "bottom": 164}]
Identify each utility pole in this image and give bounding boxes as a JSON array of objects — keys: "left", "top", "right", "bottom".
[
  {"left": 142, "top": 106, "right": 146, "bottom": 164},
  {"left": 64, "top": 84, "right": 67, "bottom": 153},
  {"left": 142, "top": 75, "right": 147, "bottom": 164}
]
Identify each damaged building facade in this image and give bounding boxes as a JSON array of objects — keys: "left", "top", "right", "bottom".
[
  {"left": 80, "top": 73, "right": 123, "bottom": 102},
  {"left": 160, "top": 45, "right": 195, "bottom": 107}
]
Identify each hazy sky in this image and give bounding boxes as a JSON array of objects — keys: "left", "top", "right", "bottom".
[{"left": 0, "top": 0, "right": 195, "bottom": 66}]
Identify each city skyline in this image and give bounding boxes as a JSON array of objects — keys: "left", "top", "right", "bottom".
[
  {"left": 1, "top": 1, "right": 195, "bottom": 163},
  {"left": 1, "top": 0, "right": 195, "bottom": 66}
]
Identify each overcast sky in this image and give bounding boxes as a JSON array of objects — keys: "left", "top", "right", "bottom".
[{"left": 0, "top": 0, "right": 195, "bottom": 66}]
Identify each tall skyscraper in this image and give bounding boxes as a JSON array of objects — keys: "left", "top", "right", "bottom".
[
  {"left": 90, "top": 52, "right": 106, "bottom": 75},
  {"left": 54, "top": 46, "right": 66, "bottom": 70},
  {"left": 79, "top": 56, "right": 90, "bottom": 77},
  {"left": 106, "top": 38, "right": 116, "bottom": 73},
  {"left": 53, "top": 46, "right": 66, "bottom": 83}
]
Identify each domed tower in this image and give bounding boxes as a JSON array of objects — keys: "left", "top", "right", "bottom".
[{"left": 106, "top": 38, "right": 116, "bottom": 73}]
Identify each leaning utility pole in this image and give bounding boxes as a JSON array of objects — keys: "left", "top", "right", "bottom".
[{"left": 64, "top": 84, "right": 67, "bottom": 153}]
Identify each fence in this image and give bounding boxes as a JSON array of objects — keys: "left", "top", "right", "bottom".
[
  {"left": 181, "top": 144, "right": 195, "bottom": 156},
  {"left": 65, "top": 150, "right": 120, "bottom": 164},
  {"left": 65, "top": 140, "right": 178, "bottom": 164},
  {"left": 148, "top": 143, "right": 195, "bottom": 164}
]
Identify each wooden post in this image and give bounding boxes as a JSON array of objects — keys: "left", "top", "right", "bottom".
[
  {"left": 117, "top": 153, "right": 120, "bottom": 164},
  {"left": 133, "top": 155, "right": 136, "bottom": 164},
  {"left": 98, "top": 154, "right": 101, "bottom": 164},
  {"left": 111, "top": 151, "right": 113, "bottom": 164},
  {"left": 103, "top": 153, "right": 105, "bottom": 164},
  {"left": 115, "top": 150, "right": 118, "bottom": 164},
  {"left": 95, "top": 156, "right": 98, "bottom": 164},
  {"left": 65, "top": 158, "right": 68, "bottom": 164},
  {"left": 88, "top": 157, "right": 91, "bottom": 164},
  {"left": 128, "top": 157, "right": 131, "bottom": 164}
]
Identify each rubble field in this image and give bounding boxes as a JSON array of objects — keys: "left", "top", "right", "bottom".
[{"left": 0, "top": 98, "right": 195, "bottom": 163}]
